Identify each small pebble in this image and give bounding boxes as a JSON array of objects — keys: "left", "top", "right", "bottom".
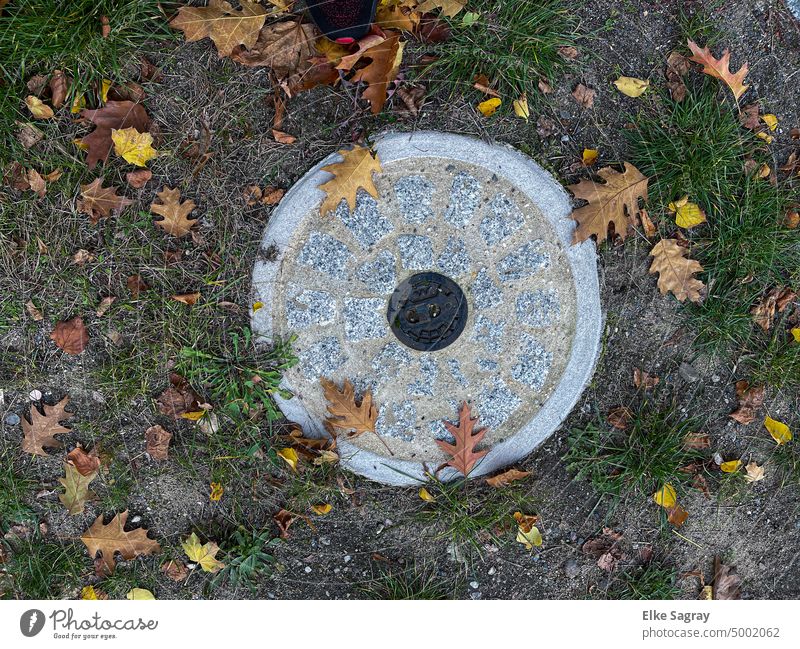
[
  {"left": 469, "top": 580, "right": 479, "bottom": 589},
  {"left": 4, "top": 413, "right": 20, "bottom": 426},
  {"left": 469, "top": 591, "right": 482, "bottom": 600},
  {"left": 344, "top": 555, "right": 352, "bottom": 563},
  {"left": 304, "top": 566, "right": 312, "bottom": 573},
  {"left": 564, "top": 559, "right": 580, "bottom": 579},
  {"left": 29, "top": 389, "right": 42, "bottom": 401},
  {"left": 319, "top": 536, "right": 331, "bottom": 546},
  {"left": 488, "top": 567, "right": 496, "bottom": 576},
  {"left": 679, "top": 362, "right": 700, "bottom": 382}
]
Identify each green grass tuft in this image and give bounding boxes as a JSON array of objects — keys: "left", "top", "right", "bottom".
[
  {"left": 606, "top": 562, "right": 681, "bottom": 600},
  {"left": 359, "top": 561, "right": 457, "bottom": 600}
]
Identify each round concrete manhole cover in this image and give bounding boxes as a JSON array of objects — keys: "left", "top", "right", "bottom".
[{"left": 252, "top": 132, "right": 602, "bottom": 485}]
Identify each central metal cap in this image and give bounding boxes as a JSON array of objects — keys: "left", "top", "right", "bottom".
[{"left": 386, "top": 272, "right": 468, "bottom": 351}]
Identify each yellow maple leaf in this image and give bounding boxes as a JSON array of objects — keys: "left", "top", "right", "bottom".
[
  {"left": 181, "top": 532, "right": 225, "bottom": 573},
  {"left": 311, "top": 503, "right": 332, "bottom": 515},
  {"left": 111, "top": 127, "right": 157, "bottom": 167},
  {"left": 512, "top": 94, "right": 529, "bottom": 121},
  {"left": 653, "top": 484, "right": 677, "bottom": 508},
  {"left": 614, "top": 76, "right": 649, "bottom": 97},
  {"left": 720, "top": 459, "right": 742, "bottom": 473},
  {"left": 668, "top": 195, "right": 707, "bottom": 229},
  {"left": 764, "top": 416, "right": 792, "bottom": 445},
  {"left": 277, "top": 447, "right": 299, "bottom": 471},
  {"left": 25, "top": 95, "right": 55, "bottom": 119},
  {"left": 477, "top": 97, "right": 501, "bottom": 117},
  {"left": 126, "top": 588, "right": 155, "bottom": 600}
]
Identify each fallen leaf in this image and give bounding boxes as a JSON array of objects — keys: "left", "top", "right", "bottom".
[
  {"left": 473, "top": 74, "right": 499, "bottom": 97},
  {"left": 512, "top": 94, "right": 529, "bottom": 121},
  {"left": 262, "top": 186, "right": 285, "bottom": 205},
  {"left": 26, "top": 168, "right": 46, "bottom": 198},
  {"left": 435, "top": 402, "right": 488, "bottom": 476},
  {"left": 26, "top": 300, "right": 44, "bottom": 322},
  {"left": 272, "top": 129, "right": 296, "bottom": 144},
  {"left": 59, "top": 462, "right": 96, "bottom": 515},
  {"left": 67, "top": 446, "right": 101, "bottom": 476},
  {"left": 614, "top": 76, "right": 649, "bottom": 97},
  {"left": 126, "top": 169, "right": 152, "bottom": 188},
  {"left": 713, "top": 556, "right": 741, "bottom": 599},
  {"left": 320, "top": 377, "right": 380, "bottom": 441},
  {"left": 157, "top": 373, "right": 201, "bottom": 419},
  {"left": 78, "top": 178, "right": 134, "bottom": 224},
  {"left": 607, "top": 406, "right": 632, "bottom": 430},
  {"left": 750, "top": 287, "right": 796, "bottom": 331},
  {"left": 668, "top": 195, "right": 706, "bottom": 229},
  {"left": 667, "top": 505, "right": 689, "bottom": 527},
  {"left": 395, "top": 84, "right": 426, "bottom": 116},
  {"left": 649, "top": 239, "right": 705, "bottom": 303},
  {"left": 653, "top": 484, "right": 677, "bottom": 508},
  {"left": 558, "top": 45, "right": 578, "bottom": 60},
  {"left": 79, "top": 101, "right": 151, "bottom": 169},
  {"left": 21, "top": 397, "right": 72, "bottom": 456},
  {"left": 25, "top": 95, "right": 55, "bottom": 119},
  {"left": 762, "top": 114, "right": 778, "bottom": 131},
  {"left": 485, "top": 468, "right": 530, "bottom": 488},
  {"left": 231, "top": 21, "right": 317, "bottom": 79},
  {"left": 418, "top": 487, "right": 435, "bottom": 502},
  {"left": 99, "top": 79, "right": 112, "bottom": 102},
  {"left": 687, "top": 39, "right": 749, "bottom": 102},
  {"left": 720, "top": 459, "right": 742, "bottom": 473},
  {"left": 161, "top": 560, "right": 189, "bottom": 581},
  {"left": 572, "top": 83, "right": 595, "bottom": 108},
  {"left": 582, "top": 527, "right": 624, "bottom": 570},
  {"left": 513, "top": 511, "right": 542, "bottom": 549},
  {"left": 170, "top": 0, "right": 267, "bottom": 58},
  {"left": 764, "top": 416, "right": 792, "bottom": 445},
  {"left": 171, "top": 292, "right": 201, "bottom": 305},
  {"left": 538, "top": 78, "right": 553, "bottom": 94},
  {"left": 95, "top": 296, "right": 115, "bottom": 317},
  {"left": 16, "top": 121, "right": 44, "bottom": 148},
  {"left": 744, "top": 462, "right": 765, "bottom": 483},
  {"left": 633, "top": 367, "right": 659, "bottom": 390},
  {"left": 151, "top": 187, "right": 198, "bottom": 237},
  {"left": 683, "top": 432, "right": 710, "bottom": 450},
  {"left": 318, "top": 146, "right": 382, "bottom": 216},
  {"left": 81, "top": 511, "right": 161, "bottom": 575},
  {"left": 582, "top": 148, "right": 599, "bottom": 166},
  {"left": 273, "top": 509, "right": 297, "bottom": 539},
  {"left": 181, "top": 532, "right": 224, "bottom": 573},
  {"left": 144, "top": 425, "right": 172, "bottom": 460},
  {"left": 209, "top": 482, "right": 224, "bottom": 501},
  {"left": 416, "top": 0, "right": 465, "bottom": 18},
  {"left": 311, "top": 503, "right": 332, "bottom": 515},
  {"left": 126, "top": 588, "right": 155, "bottom": 600},
  {"left": 81, "top": 585, "right": 107, "bottom": 600},
  {"left": 477, "top": 97, "right": 501, "bottom": 117},
  {"left": 51, "top": 317, "right": 89, "bottom": 354},
  {"left": 50, "top": 70, "right": 69, "bottom": 108},
  {"left": 791, "top": 328, "right": 800, "bottom": 342},
  {"left": 351, "top": 33, "right": 404, "bottom": 114},
  {"left": 665, "top": 51, "right": 689, "bottom": 102},
  {"left": 568, "top": 162, "right": 649, "bottom": 244},
  {"left": 277, "top": 447, "right": 299, "bottom": 471},
  {"left": 111, "top": 127, "right": 157, "bottom": 166},
  {"left": 729, "top": 381, "right": 765, "bottom": 424}
]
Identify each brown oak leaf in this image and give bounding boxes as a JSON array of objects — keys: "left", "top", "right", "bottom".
[
  {"left": 607, "top": 406, "right": 632, "bottom": 430},
  {"left": 729, "top": 380, "right": 765, "bottom": 425},
  {"left": 51, "top": 317, "right": 89, "bottom": 354},
  {"left": 665, "top": 51, "right": 689, "bottom": 102},
  {"left": 78, "top": 178, "right": 134, "bottom": 224},
  {"left": 145, "top": 425, "right": 173, "bottom": 460},
  {"left": 230, "top": 21, "right": 317, "bottom": 79},
  {"left": 81, "top": 510, "right": 161, "bottom": 576},
  {"left": 351, "top": 33, "right": 404, "bottom": 114},
  {"left": 157, "top": 373, "right": 201, "bottom": 419},
  {"left": 485, "top": 468, "right": 530, "bottom": 488},
  {"left": 713, "top": 555, "right": 741, "bottom": 600},
  {"left": 318, "top": 146, "right": 382, "bottom": 216},
  {"left": 687, "top": 39, "right": 749, "bottom": 102},
  {"left": 568, "top": 163, "right": 648, "bottom": 244},
  {"left": 633, "top": 367, "right": 659, "bottom": 390},
  {"left": 67, "top": 446, "right": 101, "bottom": 476},
  {"left": 21, "top": 396, "right": 72, "bottom": 456},
  {"left": 435, "top": 402, "right": 488, "bottom": 477},
  {"left": 79, "top": 100, "right": 151, "bottom": 169},
  {"left": 170, "top": 0, "right": 267, "bottom": 58},
  {"left": 161, "top": 560, "right": 189, "bottom": 581},
  {"left": 126, "top": 169, "right": 152, "bottom": 188},
  {"left": 150, "top": 187, "right": 198, "bottom": 237},
  {"left": 320, "top": 378, "right": 378, "bottom": 438},
  {"left": 648, "top": 239, "right": 705, "bottom": 303},
  {"left": 750, "top": 286, "right": 796, "bottom": 331},
  {"left": 572, "top": 83, "right": 595, "bottom": 108}
]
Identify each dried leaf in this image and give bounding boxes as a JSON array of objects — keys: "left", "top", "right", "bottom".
[
  {"left": 51, "top": 317, "right": 89, "bottom": 354},
  {"left": 614, "top": 76, "right": 649, "bottom": 97},
  {"left": 435, "top": 402, "right": 488, "bottom": 476},
  {"left": 633, "top": 367, "right": 659, "bottom": 390},
  {"left": 111, "top": 127, "right": 157, "bottom": 166},
  {"left": 512, "top": 94, "right": 529, "bottom": 121},
  {"left": 649, "top": 239, "right": 705, "bottom": 303},
  {"left": 272, "top": 129, "right": 296, "bottom": 144},
  {"left": 744, "top": 462, "right": 765, "bottom": 483},
  {"left": 126, "top": 169, "right": 152, "bottom": 188},
  {"left": 273, "top": 509, "right": 297, "bottom": 539},
  {"left": 171, "top": 292, "right": 201, "bottom": 305},
  {"left": 729, "top": 381, "right": 765, "bottom": 425},
  {"left": 25, "top": 95, "right": 55, "bottom": 119},
  {"left": 230, "top": 21, "right": 317, "bottom": 79},
  {"left": 59, "top": 462, "right": 96, "bottom": 515},
  {"left": 713, "top": 556, "right": 741, "bottom": 600},
  {"left": 416, "top": 0, "right": 465, "bottom": 18},
  {"left": 277, "top": 447, "right": 299, "bottom": 471},
  {"left": 81, "top": 511, "right": 161, "bottom": 575},
  {"left": 667, "top": 504, "right": 689, "bottom": 527},
  {"left": 126, "top": 274, "right": 149, "bottom": 299},
  {"left": 572, "top": 83, "right": 595, "bottom": 108},
  {"left": 161, "top": 560, "right": 189, "bottom": 581},
  {"left": 170, "top": 0, "right": 267, "bottom": 58},
  {"left": 687, "top": 39, "right": 749, "bottom": 102},
  {"left": 764, "top": 416, "right": 792, "bottom": 445},
  {"left": 311, "top": 503, "right": 332, "bottom": 515},
  {"left": 21, "top": 396, "right": 72, "bottom": 456},
  {"left": 351, "top": 33, "right": 404, "bottom": 114},
  {"left": 485, "top": 468, "right": 530, "bottom": 488},
  {"left": 607, "top": 406, "right": 632, "bottom": 430},
  {"left": 67, "top": 446, "right": 101, "bottom": 476},
  {"left": 145, "top": 425, "right": 172, "bottom": 460},
  {"left": 683, "top": 432, "right": 710, "bottom": 450},
  {"left": 182, "top": 532, "right": 224, "bottom": 573},
  {"left": 209, "top": 482, "right": 224, "bottom": 501},
  {"left": 750, "top": 287, "right": 796, "bottom": 331},
  {"left": 79, "top": 101, "right": 151, "bottom": 169},
  {"left": 568, "top": 163, "right": 648, "bottom": 244},
  {"left": 318, "top": 146, "right": 382, "bottom": 216},
  {"left": 151, "top": 187, "right": 198, "bottom": 237},
  {"left": 157, "top": 373, "right": 200, "bottom": 419},
  {"left": 26, "top": 300, "right": 44, "bottom": 322},
  {"left": 78, "top": 178, "right": 134, "bottom": 224},
  {"left": 126, "top": 588, "right": 155, "bottom": 600},
  {"left": 321, "top": 378, "right": 378, "bottom": 438},
  {"left": 582, "top": 148, "right": 599, "bottom": 166}
]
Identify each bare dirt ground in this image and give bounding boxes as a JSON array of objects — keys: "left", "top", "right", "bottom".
[{"left": 1, "top": 0, "right": 799, "bottom": 600}]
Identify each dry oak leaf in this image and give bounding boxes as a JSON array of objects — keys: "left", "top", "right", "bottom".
[
  {"left": 633, "top": 367, "right": 659, "bottom": 390},
  {"left": 51, "top": 316, "right": 89, "bottom": 354},
  {"left": 171, "top": 292, "right": 201, "bottom": 305},
  {"left": 79, "top": 101, "right": 151, "bottom": 169},
  {"left": 50, "top": 70, "right": 69, "bottom": 108},
  {"left": 21, "top": 396, "right": 72, "bottom": 456},
  {"left": 729, "top": 380, "right": 765, "bottom": 425},
  {"left": 376, "top": 1, "right": 419, "bottom": 32},
  {"left": 319, "top": 145, "right": 382, "bottom": 216},
  {"left": 665, "top": 51, "right": 689, "bottom": 102},
  {"left": 151, "top": 187, "right": 198, "bottom": 237},
  {"left": 568, "top": 163, "right": 648, "bottom": 244},
  {"left": 416, "top": 0, "right": 466, "bottom": 18},
  {"left": 59, "top": 462, "right": 97, "bottom": 515},
  {"left": 170, "top": 0, "right": 267, "bottom": 58},
  {"left": 750, "top": 286, "right": 796, "bottom": 331},
  {"left": 157, "top": 373, "right": 201, "bottom": 419},
  {"left": 687, "top": 39, "right": 749, "bottom": 102},
  {"left": 648, "top": 239, "right": 705, "bottom": 303},
  {"left": 81, "top": 510, "right": 161, "bottom": 576},
  {"left": 67, "top": 446, "right": 101, "bottom": 476},
  {"left": 273, "top": 509, "right": 298, "bottom": 539},
  {"left": 230, "top": 21, "right": 317, "bottom": 79},
  {"left": 126, "top": 169, "right": 152, "bottom": 188},
  {"left": 161, "top": 560, "right": 189, "bottom": 582},
  {"left": 321, "top": 377, "right": 378, "bottom": 438},
  {"left": 683, "top": 432, "right": 711, "bottom": 450},
  {"left": 607, "top": 406, "right": 632, "bottom": 430},
  {"left": 351, "top": 33, "right": 405, "bottom": 114},
  {"left": 485, "top": 468, "right": 530, "bottom": 488},
  {"left": 435, "top": 401, "right": 488, "bottom": 476},
  {"left": 572, "top": 83, "right": 595, "bottom": 108},
  {"left": 713, "top": 555, "right": 741, "bottom": 600},
  {"left": 145, "top": 425, "right": 173, "bottom": 460},
  {"left": 78, "top": 178, "right": 134, "bottom": 224}
]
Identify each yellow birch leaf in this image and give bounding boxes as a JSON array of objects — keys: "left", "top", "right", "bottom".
[
  {"left": 720, "top": 459, "right": 742, "bottom": 473},
  {"left": 100, "top": 79, "right": 112, "bottom": 103},
  {"left": 765, "top": 416, "right": 792, "bottom": 445},
  {"left": 419, "top": 487, "right": 435, "bottom": 502},
  {"left": 791, "top": 328, "right": 800, "bottom": 342},
  {"left": 613, "top": 76, "right": 650, "bottom": 97},
  {"left": 762, "top": 114, "right": 778, "bottom": 131},
  {"left": 209, "top": 482, "right": 224, "bottom": 501},
  {"left": 477, "top": 97, "right": 501, "bottom": 117},
  {"left": 582, "top": 148, "right": 599, "bottom": 166},
  {"left": 277, "top": 447, "right": 298, "bottom": 471},
  {"left": 668, "top": 195, "right": 706, "bottom": 228},
  {"left": 653, "top": 484, "right": 677, "bottom": 508},
  {"left": 111, "top": 127, "right": 157, "bottom": 167},
  {"left": 311, "top": 503, "right": 332, "bottom": 515},
  {"left": 512, "top": 94, "right": 529, "bottom": 121},
  {"left": 126, "top": 588, "right": 155, "bottom": 600},
  {"left": 181, "top": 532, "right": 225, "bottom": 573},
  {"left": 25, "top": 95, "right": 55, "bottom": 119},
  {"left": 516, "top": 525, "right": 542, "bottom": 549}
]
